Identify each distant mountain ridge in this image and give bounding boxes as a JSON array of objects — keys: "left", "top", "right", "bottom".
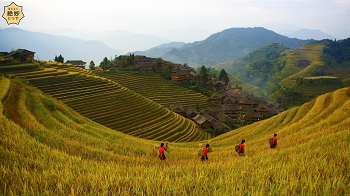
[
  {"left": 288, "top": 28, "right": 336, "bottom": 40},
  {"left": 134, "top": 27, "right": 310, "bottom": 67},
  {"left": 0, "top": 28, "right": 120, "bottom": 65},
  {"left": 131, "top": 42, "right": 186, "bottom": 58}
]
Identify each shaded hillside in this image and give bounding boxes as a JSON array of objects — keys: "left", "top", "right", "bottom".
[
  {"left": 148, "top": 27, "right": 309, "bottom": 66},
  {"left": 214, "top": 40, "right": 350, "bottom": 108},
  {"left": 1, "top": 74, "right": 349, "bottom": 194},
  {"left": 214, "top": 43, "right": 289, "bottom": 88},
  {"left": 0, "top": 63, "right": 210, "bottom": 142},
  {"left": 0, "top": 28, "right": 120, "bottom": 65}
]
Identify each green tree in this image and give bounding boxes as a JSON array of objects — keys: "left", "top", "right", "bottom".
[
  {"left": 57, "top": 54, "right": 64, "bottom": 63},
  {"left": 218, "top": 69, "right": 230, "bottom": 84},
  {"left": 54, "top": 54, "right": 64, "bottom": 63},
  {"left": 99, "top": 57, "right": 110, "bottom": 69},
  {"left": 89, "top": 61, "right": 96, "bottom": 70},
  {"left": 199, "top": 65, "right": 209, "bottom": 85}
]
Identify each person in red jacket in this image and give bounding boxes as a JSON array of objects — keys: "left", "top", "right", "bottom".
[
  {"left": 239, "top": 140, "right": 245, "bottom": 156},
  {"left": 201, "top": 143, "right": 210, "bottom": 161},
  {"left": 159, "top": 143, "right": 166, "bottom": 160},
  {"left": 270, "top": 133, "right": 278, "bottom": 148}
]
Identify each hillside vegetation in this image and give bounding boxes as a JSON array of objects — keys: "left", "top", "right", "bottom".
[
  {"left": 0, "top": 63, "right": 210, "bottom": 142},
  {"left": 1, "top": 74, "right": 349, "bottom": 195},
  {"left": 135, "top": 27, "right": 309, "bottom": 66},
  {"left": 214, "top": 39, "right": 350, "bottom": 108}
]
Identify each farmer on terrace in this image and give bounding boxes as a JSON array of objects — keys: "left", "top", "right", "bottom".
[
  {"left": 238, "top": 140, "right": 245, "bottom": 156},
  {"left": 201, "top": 143, "right": 210, "bottom": 161},
  {"left": 159, "top": 143, "right": 166, "bottom": 160},
  {"left": 270, "top": 133, "right": 278, "bottom": 149}
]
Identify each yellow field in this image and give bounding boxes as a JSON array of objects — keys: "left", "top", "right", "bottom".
[
  {"left": 280, "top": 42, "right": 325, "bottom": 85},
  {"left": 0, "top": 76, "right": 349, "bottom": 195}
]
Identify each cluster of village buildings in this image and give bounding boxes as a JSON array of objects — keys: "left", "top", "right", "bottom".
[{"left": 170, "top": 89, "right": 284, "bottom": 132}]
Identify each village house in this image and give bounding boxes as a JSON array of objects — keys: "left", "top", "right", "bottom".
[
  {"left": 209, "top": 93, "right": 224, "bottom": 105},
  {"left": 184, "top": 107, "right": 199, "bottom": 119},
  {"left": 66, "top": 60, "right": 86, "bottom": 69},
  {"left": 3, "top": 49, "right": 35, "bottom": 62},
  {"left": 296, "top": 59, "right": 311, "bottom": 67},
  {"left": 222, "top": 104, "right": 241, "bottom": 115},
  {"left": 169, "top": 103, "right": 185, "bottom": 116},
  {"left": 170, "top": 70, "right": 189, "bottom": 82},
  {"left": 134, "top": 55, "right": 156, "bottom": 71},
  {"left": 208, "top": 106, "right": 223, "bottom": 116},
  {"left": 214, "top": 113, "right": 235, "bottom": 128},
  {"left": 192, "top": 115, "right": 211, "bottom": 129},
  {"left": 255, "top": 104, "right": 269, "bottom": 118},
  {"left": 243, "top": 112, "right": 263, "bottom": 122}
]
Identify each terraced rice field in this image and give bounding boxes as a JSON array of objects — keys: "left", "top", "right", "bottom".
[
  {"left": 2, "top": 63, "right": 211, "bottom": 142},
  {"left": 97, "top": 71, "right": 210, "bottom": 110}
]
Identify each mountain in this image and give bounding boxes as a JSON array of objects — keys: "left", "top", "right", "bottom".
[
  {"left": 288, "top": 28, "right": 336, "bottom": 40},
  {"left": 214, "top": 43, "right": 289, "bottom": 88},
  {"left": 0, "top": 28, "right": 120, "bottom": 66},
  {"left": 41, "top": 28, "right": 171, "bottom": 53},
  {"left": 214, "top": 39, "right": 350, "bottom": 108},
  {"left": 136, "top": 27, "right": 310, "bottom": 67},
  {"left": 131, "top": 42, "right": 186, "bottom": 58}
]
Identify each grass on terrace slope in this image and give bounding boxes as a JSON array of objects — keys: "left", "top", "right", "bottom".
[{"left": 0, "top": 76, "right": 349, "bottom": 195}]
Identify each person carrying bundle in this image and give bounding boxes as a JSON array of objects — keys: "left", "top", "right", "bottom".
[
  {"left": 159, "top": 143, "right": 167, "bottom": 160},
  {"left": 235, "top": 140, "right": 245, "bottom": 156},
  {"left": 269, "top": 133, "right": 278, "bottom": 149},
  {"left": 201, "top": 143, "right": 211, "bottom": 161}
]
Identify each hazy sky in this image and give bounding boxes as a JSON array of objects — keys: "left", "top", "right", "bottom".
[{"left": 1, "top": 0, "right": 349, "bottom": 38}]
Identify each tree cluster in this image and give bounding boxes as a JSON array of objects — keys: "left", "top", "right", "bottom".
[{"left": 54, "top": 54, "right": 64, "bottom": 63}]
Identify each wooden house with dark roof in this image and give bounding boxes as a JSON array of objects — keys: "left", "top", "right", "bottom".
[
  {"left": 173, "top": 64, "right": 184, "bottom": 70},
  {"left": 5, "top": 49, "right": 35, "bottom": 62},
  {"left": 134, "top": 55, "right": 156, "bottom": 71},
  {"left": 202, "top": 114, "right": 216, "bottom": 123},
  {"left": 188, "top": 72, "right": 198, "bottom": 80},
  {"left": 169, "top": 103, "right": 185, "bottom": 116},
  {"left": 222, "top": 104, "right": 241, "bottom": 115},
  {"left": 0, "top": 52, "right": 9, "bottom": 56},
  {"left": 211, "top": 120, "right": 231, "bottom": 131},
  {"left": 238, "top": 98, "right": 256, "bottom": 109},
  {"left": 244, "top": 112, "right": 262, "bottom": 122},
  {"left": 192, "top": 115, "right": 211, "bottom": 129},
  {"left": 209, "top": 93, "right": 223, "bottom": 105},
  {"left": 223, "top": 96, "right": 238, "bottom": 105},
  {"left": 256, "top": 104, "right": 269, "bottom": 118},
  {"left": 136, "top": 62, "right": 154, "bottom": 72},
  {"left": 214, "top": 113, "right": 235, "bottom": 127},
  {"left": 170, "top": 70, "right": 188, "bottom": 81},
  {"left": 66, "top": 60, "right": 86, "bottom": 68},
  {"left": 184, "top": 107, "right": 199, "bottom": 119},
  {"left": 208, "top": 106, "right": 223, "bottom": 116}
]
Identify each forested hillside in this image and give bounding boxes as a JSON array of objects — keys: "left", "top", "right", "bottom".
[
  {"left": 214, "top": 39, "right": 350, "bottom": 108},
  {"left": 136, "top": 27, "right": 309, "bottom": 66}
]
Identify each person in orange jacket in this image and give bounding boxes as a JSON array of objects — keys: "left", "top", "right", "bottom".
[
  {"left": 201, "top": 143, "right": 210, "bottom": 161},
  {"left": 239, "top": 140, "right": 245, "bottom": 156},
  {"left": 270, "top": 133, "right": 278, "bottom": 148},
  {"left": 159, "top": 143, "right": 166, "bottom": 160}
]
